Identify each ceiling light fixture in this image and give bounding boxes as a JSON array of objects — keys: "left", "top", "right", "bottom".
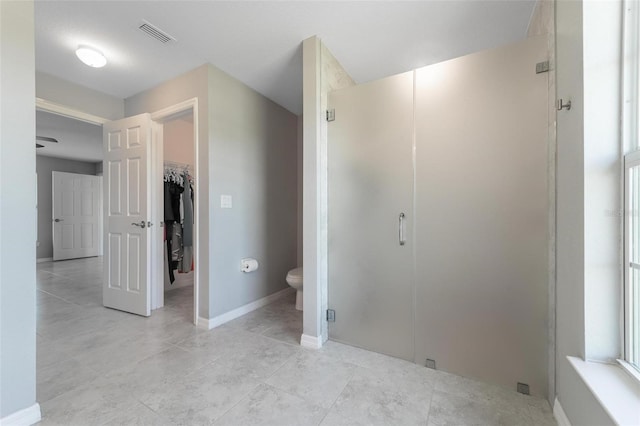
[{"left": 75, "top": 45, "right": 107, "bottom": 68}]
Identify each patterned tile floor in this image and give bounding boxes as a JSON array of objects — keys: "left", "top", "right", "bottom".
[{"left": 36, "top": 257, "right": 556, "bottom": 425}]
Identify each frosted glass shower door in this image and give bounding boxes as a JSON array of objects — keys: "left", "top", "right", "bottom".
[{"left": 327, "top": 71, "right": 415, "bottom": 361}]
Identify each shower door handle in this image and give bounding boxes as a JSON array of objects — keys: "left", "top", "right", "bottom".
[{"left": 399, "top": 213, "right": 406, "bottom": 246}]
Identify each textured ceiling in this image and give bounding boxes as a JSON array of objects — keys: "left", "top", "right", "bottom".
[{"left": 35, "top": 1, "right": 535, "bottom": 115}]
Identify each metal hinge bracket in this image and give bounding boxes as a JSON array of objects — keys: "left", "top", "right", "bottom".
[
  {"left": 326, "top": 109, "right": 335, "bottom": 122},
  {"left": 326, "top": 309, "right": 336, "bottom": 322},
  {"left": 517, "top": 382, "right": 530, "bottom": 395},
  {"left": 536, "top": 61, "right": 550, "bottom": 74}
]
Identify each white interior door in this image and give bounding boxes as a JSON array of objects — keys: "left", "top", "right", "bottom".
[
  {"left": 52, "top": 171, "right": 102, "bottom": 261},
  {"left": 103, "top": 113, "right": 152, "bottom": 316}
]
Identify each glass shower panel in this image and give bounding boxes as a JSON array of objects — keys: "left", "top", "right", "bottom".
[
  {"left": 327, "top": 71, "right": 415, "bottom": 361},
  {"left": 414, "top": 36, "right": 549, "bottom": 394}
]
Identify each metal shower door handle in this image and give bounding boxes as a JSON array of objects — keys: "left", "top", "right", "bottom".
[{"left": 399, "top": 213, "right": 406, "bottom": 246}]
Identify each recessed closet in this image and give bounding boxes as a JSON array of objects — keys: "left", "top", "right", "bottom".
[{"left": 162, "top": 112, "right": 195, "bottom": 316}]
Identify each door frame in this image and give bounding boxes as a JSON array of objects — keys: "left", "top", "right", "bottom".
[
  {"left": 37, "top": 97, "right": 201, "bottom": 325},
  {"left": 150, "top": 98, "right": 200, "bottom": 325}
]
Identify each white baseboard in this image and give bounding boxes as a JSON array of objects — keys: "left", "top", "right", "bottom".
[
  {"left": 36, "top": 257, "right": 52, "bottom": 263},
  {"left": 553, "top": 397, "right": 572, "bottom": 426},
  {"left": 1, "top": 403, "right": 41, "bottom": 426},
  {"left": 198, "top": 287, "right": 294, "bottom": 330},
  {"left": 300, "top": 333, "right": 323, "bottom": 349}
]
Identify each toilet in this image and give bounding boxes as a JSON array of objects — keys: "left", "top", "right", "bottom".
[{"left": 286, "top": 267, "right": 303, "bottom": 311}]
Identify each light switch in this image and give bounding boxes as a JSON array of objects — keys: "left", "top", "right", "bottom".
[{"left": 221, "top": 195, "right": 232, "bottom": 209}]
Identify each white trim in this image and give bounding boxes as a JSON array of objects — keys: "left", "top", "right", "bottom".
[
  {"left": 35, "top": 98, "right": 108, "bottom": 125},
  {"left": 624, "top": 151, "right": 640, "bottom": 365},
  {"left": 197, "top": 287, "right": 294, "bottom": 330},
  {"left": 300, "top": 333, "right": 323, "bottom": 349},
  {"left": 196, "top": 316, "right": 214, "bottom": 331},
  {"left": 36, "top": 257, "right": 52, "bottom": 263},
  {"left": 616, "top": 358, "right": 640, "bottom": 383},
  {"left": 568, "top": 356, "right": 640, "bottom": 426},
  {"left": 150, "top": 99, "right": 197, "bottom": 122},
  {"left": 150, "top": 121, "right": 164, "bottom": 312},
  {"left": 0, "top": 403, "right": 41, "bottom": 426},
  {"left": 553, "top": 398, "right": 572, "bottom": 426}
]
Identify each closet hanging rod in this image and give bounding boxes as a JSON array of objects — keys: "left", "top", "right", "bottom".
[{"left": 163, "top": 161, "right": 191, "bottom": 169}]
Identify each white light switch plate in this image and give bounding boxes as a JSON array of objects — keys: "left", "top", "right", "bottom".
[{"left": 221, "top": 195, "right": 232, "bottom": 208}]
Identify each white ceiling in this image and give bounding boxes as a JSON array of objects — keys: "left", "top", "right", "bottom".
[
  {"left": 36, "top": 111, "right": 103, "bottom": 162},
  {"left": 35, "top": 1, "right": 535, "bottom": 115}
]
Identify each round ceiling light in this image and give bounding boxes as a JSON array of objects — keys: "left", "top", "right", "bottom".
[{"left": 75, "top": 45, "right": 107, "bottom": 68}]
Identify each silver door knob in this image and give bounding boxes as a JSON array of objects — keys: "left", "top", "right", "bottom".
[
  {"left": 131, "top": 221, "right": 146, "bottom": 228},
  {"left": 54, "top": 218, "right": 63, "bottom": 222}
]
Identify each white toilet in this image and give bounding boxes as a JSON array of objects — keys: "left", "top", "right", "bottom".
[{"left": 286, "top": 267, "right": 303, "bottom": 311}]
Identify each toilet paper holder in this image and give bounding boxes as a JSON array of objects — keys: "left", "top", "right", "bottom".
[{"left": 241, "top": 258, "right": 259, "bottom": 273}]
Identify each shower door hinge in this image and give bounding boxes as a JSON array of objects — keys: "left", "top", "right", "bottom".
[
  {"left": 326, "top": 109, "right": 335, "bottom": 122},
  {"left": 536, "top": 61, "right": 549, "bottom": 74},
  {"left": 326, "top": 309, "right": 336, "bottom": 322}
]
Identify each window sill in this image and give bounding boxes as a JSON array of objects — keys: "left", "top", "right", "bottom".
[
  {"left": 567, "top": 356, "right": 640, "bottom": 425},
  {"left": 616, "top": 359, "right": 640, "bottom": 384}
]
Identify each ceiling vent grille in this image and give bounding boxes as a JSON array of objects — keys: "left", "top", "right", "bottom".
[{"left": 138, "top": 20, "right": 175, "bottom": 43}]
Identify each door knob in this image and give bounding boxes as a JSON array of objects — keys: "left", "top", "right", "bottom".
[
  {"left": 54, "top": 218, "right": 63, "bottom": 222},
  {"left": 131, "top": 221, "right": 146, "bottom": 228}
]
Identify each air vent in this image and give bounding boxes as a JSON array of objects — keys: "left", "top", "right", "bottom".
[{"left": 138, "top": 20, "right": 175, "bottom": 43}]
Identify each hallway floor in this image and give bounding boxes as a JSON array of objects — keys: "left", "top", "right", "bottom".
[{"left": 36, "top": 258, "right": 556, "bottom": 425}]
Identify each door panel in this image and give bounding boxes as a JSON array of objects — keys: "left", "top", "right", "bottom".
[
  {"left": 414, "top": 37, "right": 549, "bottom": 394},
  {"left": 52, "top": 171, "right": 101, "bottom": 260},
  {"left": 103, "top": 114, "right": 151, "bottom": 316},
  {"left": 327, "top": 71, "right": 415, "bottom": 361}
]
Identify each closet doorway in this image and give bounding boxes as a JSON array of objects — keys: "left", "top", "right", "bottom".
[
  {"left": 154, "top": 108, "right": 197, "bottom": 322},
  {"left": 102, "top": 99, "right": 200, "bottom": 324}
]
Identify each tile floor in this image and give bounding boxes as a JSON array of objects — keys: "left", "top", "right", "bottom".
[{"left": 36, "top": 257, "right": 556, "bottom": 425}]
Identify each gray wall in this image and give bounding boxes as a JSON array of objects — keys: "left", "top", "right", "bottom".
[
  {"left": 125, "top": 63, "right": 298, "bottom": 320},
  {"left": 582, "top": 0, "right": 622, "bottom": 362},
  {"left": 36, "top": 71, "right": 124, "bottom": 120},
  {"left": 555, "top": 0, "right": 619, "bottom": 423},
  {"left": 36, "top": 156, "right": 99, "bottom": 259},
  {"left": 0, "top": 0, "right": 38, "bottom": 419},
  {"left": 208, "top": 64, "right": 298, "bottom": 317}
]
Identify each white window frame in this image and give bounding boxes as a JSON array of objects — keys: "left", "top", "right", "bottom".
[
  {"left": 619, "top": 1, "right": 640, "bottom": 379},
  {"left": 623, "top": 151, "right": 640, "bottom": 376}
]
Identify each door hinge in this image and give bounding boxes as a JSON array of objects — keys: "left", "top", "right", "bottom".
[
  {"left": 536, "top": 60, "right": 549, "bottom": 74},
  {"left": 326, "top": 309, "right": 336, "bottom": 322},
  {"left": 326, "top": 109, "right": 335, "bottom": 122}
]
